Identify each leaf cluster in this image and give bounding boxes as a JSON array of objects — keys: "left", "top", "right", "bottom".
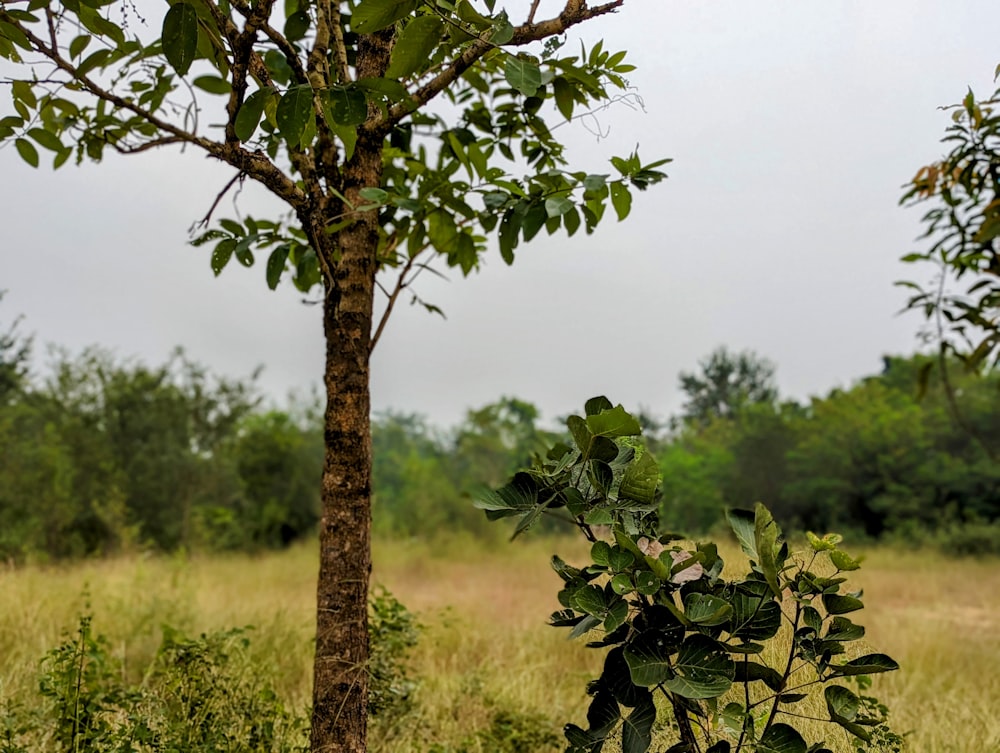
[{"left": 477, "top": 399, "right": 901, "bottom": 753}]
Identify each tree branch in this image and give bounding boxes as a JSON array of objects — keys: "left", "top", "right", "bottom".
[
  {"left": 330, "top": 1, "right": 351, "bottom": 84},
  {"left": 384, "top": 0, "right": 625, "bottom": 126},
  {"left": 6, "top": 13, "right": 305, "bottom": 208},
  {"left": 370, "top": 240, "right": 418, "bottom": 353}
]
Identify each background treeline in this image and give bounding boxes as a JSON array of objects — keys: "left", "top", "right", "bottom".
[{"left": 3, "top": 301, "right": 998, "bottom": 560}]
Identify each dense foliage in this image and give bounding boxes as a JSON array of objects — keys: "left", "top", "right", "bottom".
[
  {"left": 2, "top": 299, "right": 997, "bottom": 560},
  {"left": 477, "top": 399, "right": 901, "bottom": 753}
]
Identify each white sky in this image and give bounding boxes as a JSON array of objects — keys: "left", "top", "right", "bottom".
[{"left": 2, "top": 0, "right": 998, "bottom": 427}]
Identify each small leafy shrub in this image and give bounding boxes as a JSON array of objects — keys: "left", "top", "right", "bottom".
[
  {"left": 368, "top": 585, "right": 421, "bottom": 718},
  {"left": 478, "top": 397, "right": 902, "bottom": 753},
  {"left": 1, "top": 616, "right": 308, "bottom": 752},
  {"left": 426, "top": 708, "right": 561, "bottom": 753}
]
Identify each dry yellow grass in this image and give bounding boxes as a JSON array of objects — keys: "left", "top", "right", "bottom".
[{"left": 1, "top": 537, "right": 998, "bottom": 752}]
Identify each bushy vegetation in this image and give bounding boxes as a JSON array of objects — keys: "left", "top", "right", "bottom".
[{"left": 3, "top": 299, "right": 998, "bottom": 561}]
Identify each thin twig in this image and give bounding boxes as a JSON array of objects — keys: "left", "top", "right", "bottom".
[{"left": 195, "top": 171, "right": 247, "bottom": 229}]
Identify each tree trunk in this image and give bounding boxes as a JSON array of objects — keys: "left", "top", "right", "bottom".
[{"left": 310, "top": 26, "right": 393, "bottom": 753}]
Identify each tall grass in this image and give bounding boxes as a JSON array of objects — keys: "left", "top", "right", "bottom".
[{"left": 1, "top": 538, "right": 997, "bottom": 751}]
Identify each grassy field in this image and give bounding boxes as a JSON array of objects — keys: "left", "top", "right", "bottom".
[{"left": 1, "top": 536, "right": 998, "bottom": 752}]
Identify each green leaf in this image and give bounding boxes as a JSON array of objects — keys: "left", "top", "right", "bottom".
[
  {"left": 552, "top": 76, "right": 574, "bottom": 120},
  {"left": 585, "top": 690, "right": 620, "bottom": 737},
  {"left": 266, "top": 245, "right": 289, "bottom": 290},
  {"left": 69, "top": 34, "right": 91, "bottom": 59},
  {"left": 728, "top": 580, "right": 781, "bottom": 642},
  {"left": 27, "top": 128, "right": 63, "bottom": 152},
  {"left": 235, "top": 89, "right": 270, "bottom": 142},
  {"left": 586, "top": 404, "right": 641, "bottom": 438},
  {"left": 684, "top": 593, "right": 732, "bottom": 626},
  {"left": 829, "top": 549, "right": 861, "bottom": 571},
  {"left": 358, "top": 187, "right": 389, "bottom": 203},
  {"left": 14, "top": 138, "right": 38, "bottom": 168},
  {"left": 193, "top": 75, "right": 231, "bottom": 94},
  {"left": 824, "top": 685, "right": 859, "bottom": 722},
  {"left": 619, "top": 452, "right": 659, "bottom": 505},
  {"left": 327, "top": 86, "right": 368, "bottom": 126},
  {"left": 352, "top": 0, "right": 419, "bottom": 33},
  {"left": 726, "top": 508, "right": 758, "bottom": 562},
  {"left": 754, "top": 503, "right": 782, "bottom": 598},
  {"left": 661, "top": 635, "right": 734, "bottom": 699},
  {"left": 504, "top": 55, "right": 542, "bottom": 96},
  {"left": 162, "top": 2, "right": 199, "bottom": 75},
  {"left": 544, "top": 195, "right": 573, "bottom": 218},
  {"left": 828, "top": 653, "right": 899, "bottom": 677},
  {"left": 386, "top": 16, "right": 444, "bottom": 78},
  {"left": 623, "top": 629, "right": 681, "bottom": 688},
  {"left": 572, "top": 585, "right": 607, "bottom": 616},
  {"left": 733, "top": 660, "right": 784, "bottom": 691},
  {"left": 822, "top": 593, "right": 863, "bottom": 615},
  {"left": 610, "top": 181, "right": 631, "bottom": 221},
  {"left": 825, "top": 616, "right": 864, "bottom": 641},
  {"left": 607, "top": 547, "right": 634, "bottom": 572},
  {"left": 284, "top": 10, "right": 310, "bottom": 41},
  {"left": 756, "top": 723, "right": 807, "bottom": 753},
  {"left": 276, "top": 84, "right": 314, "bottom": 145},
  {"left": 211, "top": 238, "right": 236, "bottom": 275},
  {"left": 620, "top": 696, "right": 655, "bottom": 753}
]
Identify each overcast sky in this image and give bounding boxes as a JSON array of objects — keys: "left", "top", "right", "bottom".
[{"left": 2, "top": 1, "right": 998, "bottom": 428}]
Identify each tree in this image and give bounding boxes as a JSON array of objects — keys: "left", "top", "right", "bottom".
[
  {"left": 678, "top": 346, "right": 777, "bottom": 424},
  {"left": 0, "top": 1, "right": 667, "bottom": 749},
  {"left": 0, "top": 291, "right": 32, "bottom": 403},
  {"left": 899, "top": 72, "right": 1000, "bottom": 460}
]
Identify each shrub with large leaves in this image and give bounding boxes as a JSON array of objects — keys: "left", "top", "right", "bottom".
[{"left": 478, "top": 398, "right": 902, "bottom": 753}]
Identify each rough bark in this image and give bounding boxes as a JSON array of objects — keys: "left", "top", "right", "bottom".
[{"left": 310, "top": 26, "right": 394, "bottom": 753}]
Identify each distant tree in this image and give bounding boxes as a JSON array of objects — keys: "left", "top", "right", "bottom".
[
  {"left": 0, "top": 1, "right": 669, "bottom": 746},
  {"left": 678, "top": 347, "right": 778, "bottom": 424},
  {"left": 0, "top": 292, "right": 32, "bottom": 403}
]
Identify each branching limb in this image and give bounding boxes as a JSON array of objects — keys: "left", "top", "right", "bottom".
[
  {"left": 330, "top": 1, "right": 351, "bottom": 84},
  {"left": 195, "top": 171, "right": 247, "bottom": 229},
  {"left": 370, "top": 239, "right": 420, "bottom": 353},
  {"left": 385, "top": 0, "right": 625, "bottom": 127}
]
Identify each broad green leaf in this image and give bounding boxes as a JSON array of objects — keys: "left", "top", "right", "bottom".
[
  {"left": 456, "top": 0, "right": 493, "bottom": 28},
  {"left": 634, "top": 571, "right": 659, "bottom": 595},
  {"left": 572, "top": 585, "right": 607, "bottom": 616},
  {"left": 27, "top": 128, "right": 63, "bottom": 152},
  {"left": 553, "top": 76, "right": 574, "bottom": 120},
  {"left": 235, "top": 89, "right": 270, "bottom": 142},
  {"left": 276, "top": 85, "right": 314, "bottom": 145},
  {"left": 620, "top": 696, "right": 655, "bottom": 753},
  {"left": 733, "top": 660, "right": 783, "bottom": 691},
  {"left": 728, "top": 580, "right": 781, "bottom": 642},
  {"left": 586, "top": 404, "right": 641, "bottom": 438},
  {"left": 822, "top": 593, "right": 863, "bottom": 615},
  {"left": 726, "top": 508, "right": 758, "bottom": 562},
  {"left": 327, "top": 86, "right": 368, "bottom": 126},
  {"left": 619, "top": 452, "right": 659, "bottom": 505},
  {"left": 352, "top": 0, "right": 418, "bottom": 33},
  {"left": 610, "top": 181, "right": 631, "bottom": 220},
  {"left": 544, "top": 195, "right": 573, "bottom": 217},
  {"left": 756, "top": 723, "right": 807, "bottom": 753},
  {"left": 603, "top": 647, "right": 649, "bottom": 708},
  {"left": 211, "top": 238, "right": 236, "bottom": 275},
  {"left": 69, "top": 34, "right": 91, "bottom": 59},
  {"left": 754, "top": 502, "right": 782, "bottom": 598},
  {"left": 386, "top": 16, "right": 444, "bottom": 78},
  {"left": 828, "top": 653, "right": 899, "bottom": 676},
  {"left": 806, "top": 531, "right": 836, "bottom": 551},
  {"left": 683, "top": 593, "right": 732, "bottom": 626},
  {"left": 608, "top": 547, "right": 634, "bottom": 572},
  {"left": 661, "top": 634, "right": 734, "bottom": 699},
  {"left": 162, "top": 2, "right": 198, "bottom": 75},
  {"left": 266, "top": 245, "right": 289, "bottom": 290},
  {"left": 358, "top": 187, "right": 388, "bottom": 203},
  {"left": 193, "top": 75, "right": 231, "bottom": 95},
  {"left": 504, "top": 55, "right": 542, "bottom": 96},
  {"left": 14, "top": 138, "right": 38, "bottom": 167},
  {"left": 824, "top": 685, "right": 859, "bottom": 722},
  {"left": 829, "top": 549, "right": 861, "bottom": 571},
  {"left": 604, "top": 598, "right": 628, "bottom": 632},
  {"left": 623, "top": 627, "right": 685, "bottom": 687},
  {"left": 825, "top": 616, "right": 864, "bottom": 641},
  {"left": 585, "top": 396, "right": 614, "bottom": 416},
  {"left": 284, "top": 10, "right": 310, "bottom": 41},
  {"left": 585, "top": 690, "right": 620, "bottom": 737}
]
